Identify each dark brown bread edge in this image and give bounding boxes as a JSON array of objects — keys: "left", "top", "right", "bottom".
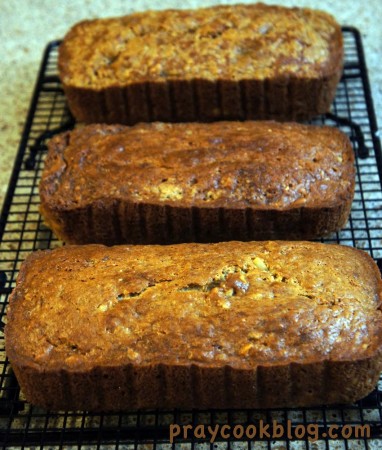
[
  {"left": 61, "top": 73, "right": 342, "bottom": 125},
  {"left": 40, "top": 199, "right": 354, "bottom": 245},
  {"left": 9, "top": 355, "right": 382, "bottom": 411}
]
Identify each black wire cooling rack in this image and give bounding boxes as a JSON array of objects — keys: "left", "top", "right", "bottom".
[{"left": 0, "top": 27, "right": 382, "bottom": 449}]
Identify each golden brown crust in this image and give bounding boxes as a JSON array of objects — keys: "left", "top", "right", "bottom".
[
  {"left": 58, "top": 4, "right": 344, "bottom": 123},
  {"left": 5, "top": 241, "right": 382, "bottom": 411},
  {"left": 39, "top": 121, "right": 355, "bottom": 245}
]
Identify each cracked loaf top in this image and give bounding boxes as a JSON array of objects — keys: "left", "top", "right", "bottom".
[
  {"left": 58, "top": 3, "right": 343, "bottom": 86},
  {"left": 5, "top": 241, "right": 382, "bottom": 370},
  {"left": 40, "top": 121, "right": 354, "bottom": 210}
]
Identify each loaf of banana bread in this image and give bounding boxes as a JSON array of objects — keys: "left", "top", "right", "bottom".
[
  {"left": 5, "top": 241, "right": 382, "bottom": 411},
  {"left": 58, "top": 4, "right": 343, "bottom": 124},
  {"left": 39, "top": 121, "right": 355, "bottom": 245}
]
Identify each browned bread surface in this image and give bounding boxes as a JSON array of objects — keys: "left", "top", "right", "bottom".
[
  {"left": 5, "top": 241, "right": 382, "bottom": 411},
  {"left": 39, "top": 121, "right": 355, "bottom": 245},
  {"left": 58, "top": 4, "right": 343, "bottom": 123}
]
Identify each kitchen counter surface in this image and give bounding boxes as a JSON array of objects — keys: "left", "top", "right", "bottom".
[{"left": 1, "top": 0, "right": 381, "bottom": 212}]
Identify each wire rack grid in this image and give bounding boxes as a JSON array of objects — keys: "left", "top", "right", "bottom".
[{"left": 0, "top": 27, "right": 382, "bottom": 449}]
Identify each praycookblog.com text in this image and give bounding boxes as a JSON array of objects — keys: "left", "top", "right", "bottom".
[{"left": 169, "top": 421, "right": 371, "bottom": 443}]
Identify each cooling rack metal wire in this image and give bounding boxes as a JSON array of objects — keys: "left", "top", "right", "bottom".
[{"left": 0, "top": 27, "right": 382, "bottom": 449}]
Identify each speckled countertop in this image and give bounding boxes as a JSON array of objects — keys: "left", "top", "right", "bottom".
[{"left": 1, "top": 0, "right": 381, "bottom": 213}]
